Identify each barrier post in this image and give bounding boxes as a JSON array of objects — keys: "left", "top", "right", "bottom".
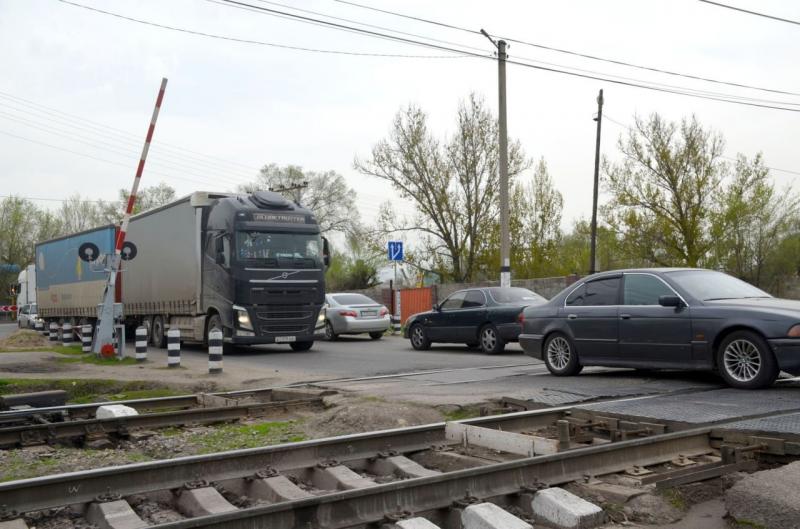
[
  {"left": 81, "top": 325, "right": 92, "bottom": 353},
  {"left": 208, "top": 329, "right": 223, "bottom": 374},
  {"left": 135, "top": 326, "right": 148, "bottom": 362},
  {"left": 62, "top": 323, "right": 73, "bottom": 346},
  {"left": 167, "top": 328, "right": 180, "bottom": 368},
  {"left": 49, "top": 322, "right": 59, "bottom": 343}
]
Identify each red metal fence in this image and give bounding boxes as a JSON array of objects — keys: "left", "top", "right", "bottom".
[{"left": 397, "top": 287, "right": 434, "bottom": 324}]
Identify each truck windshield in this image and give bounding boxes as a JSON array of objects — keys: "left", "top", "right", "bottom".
[{"left": 236, "top": 231, "right": 321, "bottom": 268}]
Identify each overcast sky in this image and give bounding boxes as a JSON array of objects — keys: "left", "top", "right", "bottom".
[{"left": 2, "top": 0, "right": 800, "bottom": 232}]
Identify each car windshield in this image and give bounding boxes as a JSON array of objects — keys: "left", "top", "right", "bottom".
[
  {"left": 236, "top": 231, "right": 321, "bottom": 267},
  {"left": 487, "top": 287, "right": 545, "bottom": 304},
  {"left": 332, "top": 294, "right": 376, "bottom": 306},
  {"left": 30, "top": 304, "right": 37, "bottom": 313},
  {"left": 666, "top": 270, "right": 771, "bottom": 301}
]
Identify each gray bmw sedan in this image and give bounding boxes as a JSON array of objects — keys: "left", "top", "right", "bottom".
[{"left": 519, "top": 268, "right": 800, "bottom": 389}]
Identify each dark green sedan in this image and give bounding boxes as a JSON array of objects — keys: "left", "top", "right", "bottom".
[{"left": 404, "top": 287, "right": 547, "bottom": 354}]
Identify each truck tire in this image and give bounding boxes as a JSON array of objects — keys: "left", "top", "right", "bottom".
[
  {"left": 290, "top": 341, "right": 313, "bottom": 352},
  {"left": 151, "top": 316, "right": 167, "bottom": 349}
]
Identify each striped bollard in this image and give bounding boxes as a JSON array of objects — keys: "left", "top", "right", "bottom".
[
  {"left": 49, "top": 323, "right": 59, "bottom": 343},
  {"left": 167, "top": 328, "right": 180, "bottom": 368},
  {"left": 62, "top": 323, "right": 73, "bottom": 346},
  {"left": 208, "top": 329, "right": 223, "bottom": 374},
  {"left": 35, "top": 320, "right": 44, "bottom": 334},
  {"left": 81, "top": 325, "right": 92, "bottom": 353},
  {"left": 391, "top": 315, "right": 402, "bottom": 335},
  {"left": 135, "top": 326, "right": 148, "bottom": 362},
  {"left": 42, "top": 321, "right": 50, "bottom": 338}
]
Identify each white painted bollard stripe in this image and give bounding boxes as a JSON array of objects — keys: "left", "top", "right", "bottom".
[
  {"left": 167, "top": 328, "right": 180, "bottom": 367},
  {"left": 62, "top": 323, "right": 73, "bottom": 345},
  {"left": 49, "top": 323, "right": 58, "bottom": 342},
  {"left": 135, "top": 326, "right": 148, "bottom": 362},
  {"left": 81, "top": 325, "right": 92, "bottom": 353},
  {"left": 208, "top": 329, "right": 223, "bottom": 374}
]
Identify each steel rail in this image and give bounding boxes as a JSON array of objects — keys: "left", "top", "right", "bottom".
[
  {"left": 0, "top": 397, "right": 322, "bottom": 447},
  {"left": 149, "top": 428, "right": 717, "bottom": 529},
  {"left": 0, "top": 386, "right": 327, "bottom": 421},
  {"left": 0, "top": 407, "right": 568, "bottom": 512}
]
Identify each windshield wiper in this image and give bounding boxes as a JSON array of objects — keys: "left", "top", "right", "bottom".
[{"left": 703, "top": 297, "right": 736, "bottom": 301}]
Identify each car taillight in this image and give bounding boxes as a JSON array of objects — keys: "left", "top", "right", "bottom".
[
  {"left": 339, "top": 310, "right": 358, "bottom": 317},
  {"left": 789, "top": 324, "right": 800, "bottom": 337},
  {"left": 517, "top": 312, "right": 525, "bottom": 325},
  {"left": 380, "top": 307, "right": 389, "bottom": 316}
]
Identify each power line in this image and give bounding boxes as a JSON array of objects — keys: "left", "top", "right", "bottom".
[
  {"left": 0, "top": 90, "right": 263, "bottom": 175},
  {"left": 56, "top": 0, "right": 465, "bottom": 59},
  {"left": 698, "top": 0, "right": 800, "bottom": 26},
  {"left": 0, "top": 129, "right": 239, "bottom": 189},
  {"left": 213, "top": 0, "right": 800, "bottom": 113},
  {"left": 334, "top": 0, "right": 800, "bottom": 97}
]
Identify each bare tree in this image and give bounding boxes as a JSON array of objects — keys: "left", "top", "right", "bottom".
[
  {"left": 241, "top": 165, "right": 357, "bottom": 235},
  {"left": 355, "top": 93, "right": 529, "bottom": 282}
]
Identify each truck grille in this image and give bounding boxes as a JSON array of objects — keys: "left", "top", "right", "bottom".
[
  {"left": 261, "top": 324, "right": 309, "bottom": 334},
  {"left": 256, "top": 310, "right": 314, "bottom": 320}
]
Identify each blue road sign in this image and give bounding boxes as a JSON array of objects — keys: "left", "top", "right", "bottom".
[{"left": 388, "top": 241, "right": 403, "bottom": 261}]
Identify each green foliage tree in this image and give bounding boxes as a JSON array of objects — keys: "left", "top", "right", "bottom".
[
  {"left": 604, "top": 114, "right": 725, "bottom": 267},
  {"left": 355, "top": 93, "right": 529, "bottom": 282},
  {"left": 241, "top": 164, "right": 357, "bottom": 235},
  {"left": 325, "top": 227, "right": 382, "bottom": 291}
]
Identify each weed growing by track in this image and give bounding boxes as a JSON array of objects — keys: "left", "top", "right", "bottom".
[
  {"left": 56, "top": 355, "right": 138, "bottom": 366},
  {"left": 188, "top": 420, "right": 307, "bottom": 453},
  {"left": 0, "top": 378, "right": 185, "bottom": 403}
]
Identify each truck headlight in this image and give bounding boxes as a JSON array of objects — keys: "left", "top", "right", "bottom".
[{"left": 233, "top": 305, "right": 253, "bottom": 331}]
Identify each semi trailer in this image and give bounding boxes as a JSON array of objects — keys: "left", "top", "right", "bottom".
[{"left": 36, "top": 191, "right": 328, "bottom": 351}]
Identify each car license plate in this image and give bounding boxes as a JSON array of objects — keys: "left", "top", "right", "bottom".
[
  {"left": 275, "top": 336, "right": 296, "bottom": 343},
  {"left": 362, "top": 310, "right": 377, "bottom": 317}
]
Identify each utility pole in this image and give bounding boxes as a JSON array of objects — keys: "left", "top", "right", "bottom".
[
  {"left": 482, "top": 29, "right": 511, "bottom": 288},
  {"left": 589, "top": 89, "right": 604, "bottom": 275}
]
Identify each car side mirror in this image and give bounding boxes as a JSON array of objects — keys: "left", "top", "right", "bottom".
[
  {"left": 432, "top": 304, "right": 440, "bottom": 312},
  {"left": 659, "top": 295, "right": 682, "bottom": 307},
  {"left": 215, "top": 251, "right": 225, "bottom": 265}
]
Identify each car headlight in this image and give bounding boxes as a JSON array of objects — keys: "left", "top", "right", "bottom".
[
  {"left": 318, "top": 304, "right": 328, "bottom": 324},
  {"left": 233, "top": 305, "right": 253, "bottom": 330},
  {"left": 788, "top": 324, "right": 800, "bottom": 337}
]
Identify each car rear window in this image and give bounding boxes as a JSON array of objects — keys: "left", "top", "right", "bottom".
[
  {"left": 488, "top": 287, "right": 545, "bottom": 304},
  {"left": 332, "top": 294, "right": 376, "bottom": 306}
]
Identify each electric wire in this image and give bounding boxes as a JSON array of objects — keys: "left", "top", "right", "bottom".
[
  {"left": 55, "top": 0, "right": 464, "bottom": 59},
  {"left": 211, "top": 0, "right": 800, "bottom": 113},
  {"left": 697, "top": 0, "right": 800, "bottom": 26},
  {"left": 334, "top": 0, "right": 800, "bottom": 97}
]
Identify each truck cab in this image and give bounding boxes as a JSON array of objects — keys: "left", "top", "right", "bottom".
[{"left": 202, "top": 191, "right": 328, "bottom": 351}]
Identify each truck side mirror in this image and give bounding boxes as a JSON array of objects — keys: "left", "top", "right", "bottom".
[{"left": 322, "top": 236, "right": 330, "bottom": 268}]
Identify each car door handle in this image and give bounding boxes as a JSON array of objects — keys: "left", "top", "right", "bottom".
[
  {"left": 620, "top": 313, "right": 631, "bottom": 319},
  {"left": 567, "top": 314, "right": 578, "bottom": 320}
]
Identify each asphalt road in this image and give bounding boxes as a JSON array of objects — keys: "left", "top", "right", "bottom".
[
  {"left": 0, "top": 322, "right": 17, "bottom": 340},
  {"left": 181, "top": 334, "right": 532, "bottom": 379}
]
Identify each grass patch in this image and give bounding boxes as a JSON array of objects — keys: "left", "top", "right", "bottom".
[
  {"left": 442, "top": 406, "right": 481, "bottom": 422},
  {"left": 56, "top": 355, "right": 138, "bottom": 366},
  {"left": 0, "top": 378, "right": 183, "bottom": 404},
  {"left": 732, "top": 520, "right": 768, "bottom": 529},
  {"left": 188, "top": 420, "right": 306, "bottom": 453},
  {"left": 660, "top": 488, "right": 687, "bottom": 511}
]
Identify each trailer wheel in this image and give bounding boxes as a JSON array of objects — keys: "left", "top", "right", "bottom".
[{"left": 151, "top": 316, "right": 167, "bottom": 348}]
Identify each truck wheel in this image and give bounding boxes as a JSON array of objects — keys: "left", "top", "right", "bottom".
[
  {"left": 151, "top": 316, "right": 167, "bottom": 348},
  {"left": 290, "top": 341, "right": 313, "bottom": 352}
]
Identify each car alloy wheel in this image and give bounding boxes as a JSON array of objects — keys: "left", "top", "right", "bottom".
[
  {"left": 722, "top": 339, "right": 762, "bottom": 383},
  {"left": 325, "top": 321, "right": 337, "bottom": 341},
  {"left": 410, "top": 324, "right": 430, "bottom": 350},
  {"left": 546, "top": 336, "right": 571, "bottom": 370},
  {"left": 481, "top": 327, "right": 497, "bottom": 350}
]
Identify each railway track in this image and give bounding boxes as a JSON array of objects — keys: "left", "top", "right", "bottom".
[
  {"left": 2, "top": 398, "right": 798, "bottom": 529},
  {"left": 0, "top": 387, "right": 328, "bottom": 448}
]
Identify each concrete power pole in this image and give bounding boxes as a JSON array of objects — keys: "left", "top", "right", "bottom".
[
  {"left": 589, "top": 89, "right": 604, "bottom": 275},
  {"left": 482, "top": 30, "right": 511, "bottom": 288}
]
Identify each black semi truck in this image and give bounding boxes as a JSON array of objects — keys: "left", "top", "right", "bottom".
[{"left": 36, "top": 191, "right": 328, "bottom": 351}]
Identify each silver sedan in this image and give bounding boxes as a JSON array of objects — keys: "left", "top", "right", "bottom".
[{"left": 323, "top": 293, "right": 390, "bottom": 340}]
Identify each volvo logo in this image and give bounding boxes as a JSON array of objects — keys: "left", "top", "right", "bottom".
[{"left": 281, "top": 272, "right": 289, "bottom": 279}]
